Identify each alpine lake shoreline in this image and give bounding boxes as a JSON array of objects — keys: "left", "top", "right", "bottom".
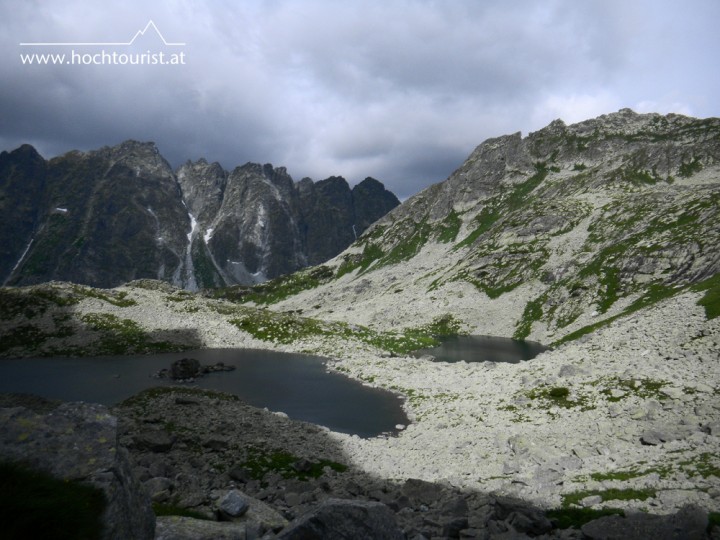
[{"left": 1, "top": 276, "right": 719, "bottom": 538}]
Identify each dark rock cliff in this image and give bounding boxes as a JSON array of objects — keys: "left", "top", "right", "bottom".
[{"left": 0, "top": 142, "right": 400, "bottom": 289}]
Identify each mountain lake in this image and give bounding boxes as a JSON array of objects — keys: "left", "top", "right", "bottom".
[
  {"left": 413, "top": 335, "right": 549, "bottom": 363},
  {"left": 0, "top": 338, "right": 547, "bottom": 436},
  {"left": 0, "top": 349, "right": 408, "bottom": 438}
]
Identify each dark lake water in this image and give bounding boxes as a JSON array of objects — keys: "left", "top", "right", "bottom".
[
  {"left": 414, "top": 335, "right": 549, "bottom": 364},
  {"left": 0, "top": 349, "right": 408, "bottom": 438}
]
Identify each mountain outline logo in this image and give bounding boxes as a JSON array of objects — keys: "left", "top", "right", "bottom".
[{"left": 19, "top": 20, "right": 185, "bottom": 47}]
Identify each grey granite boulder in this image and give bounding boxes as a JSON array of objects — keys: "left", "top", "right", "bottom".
[
  {"left": 219, "top": 489, "right": 250, "bottom": 518},
  {"left": 0, "top": 401, "right": 154, "bottom": 539},
  {"left": 581, "top": 505, "right": 708, "bottom": 540},
  {"left": 277, "top": 498, "right": 404, "bottom": 539}
]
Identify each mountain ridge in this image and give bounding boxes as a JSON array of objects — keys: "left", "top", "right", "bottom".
[
  {"left": 0, "top": 141, "right": 400, "bottom": 289},
  {"left": 237, "top": 109, "right": 719, "bottom": 344}
]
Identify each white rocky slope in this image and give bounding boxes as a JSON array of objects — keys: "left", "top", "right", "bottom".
[{"left": 268, "top": 110, "right": 720, "bottom": 345}]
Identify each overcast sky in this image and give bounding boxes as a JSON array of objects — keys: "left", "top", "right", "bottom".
[{"left": 1, "top": 0, "right": 719, "bottom": 199}]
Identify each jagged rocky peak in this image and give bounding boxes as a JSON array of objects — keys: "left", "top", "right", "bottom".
[
  {"left": 1, "top": 143, "right": 43, "bottom": 161},
  {"left": 204, "top": 162, "right": 305, "bottom": 284},
  {"left": 93, "top": 139, "right": 177, "bottom": 181},
  {"left": 0, "top": 144, "right": 48, "bottom": 283},
  {"left": 230, "top": 162, "right": 296, "bottom": 196},
  {"left": 381, "top": 109, "right": 720, "bottom": 229},
  {"left": 2, "top": 140, "right": 190, "bottom": 288},
  {"left": 176, "top": 158, "right": 228, "bottom": 225}
]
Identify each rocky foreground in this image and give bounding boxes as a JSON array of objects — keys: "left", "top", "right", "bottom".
[{"left": 1, "top": 384, "right": 715, "bottom": 539}]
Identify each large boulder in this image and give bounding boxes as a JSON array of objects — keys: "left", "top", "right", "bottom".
[
  {"left": 0, "top": 400, "right": 155, "bottom": 539},
  {"left": 277, "top": 498, "right": 404, "bottom": 540},
  {"left": 581, "top": 505, "right": 709, "bottom": 540},
  {"left": 170, "top": 357, "right": 202, "bottom": 379}
]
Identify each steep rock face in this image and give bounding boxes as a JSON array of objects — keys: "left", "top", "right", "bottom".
[
  {"left": 352, "top": 176, "right": 403, "bottom": 233},
  {"left": 298, "top": 176, "right": 356, "bottom": 266},
  {"left": 1, "top": 144, "right": 400, "bottom": 289},
  {"left": 177, "top": 161, "right": 400, "bottom": 287},
  {"left": 207, "top": 163, "right": 306, "bottom": 284},
  {"left": 2, "top": 141, "right": 190, "bottom": 288},
  {"left": 0, "top": 144, "right": 47, "bottom": 284},
  {"left": 176, "top": 158, "right": 227, "bottom": 226},
  {"left": 268, "top": 110, "right": 720, "bottom": 343}
]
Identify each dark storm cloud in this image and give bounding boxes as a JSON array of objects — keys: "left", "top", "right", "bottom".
[{"left": 1, "top": 0, "right": 719, "bottom": 199}]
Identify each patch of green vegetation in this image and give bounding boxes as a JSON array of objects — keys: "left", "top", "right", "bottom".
[
  {"left": 0, "top": 286, "right": 80, "bottom": 320},
  {"left": 80, "top": 313, "right": 181, "bottom": 355},
  {"left": 152, "top": 503, "right": 210, "bottom": 520},
  {"left": 462, "top": 245, "right": 549, "bottom": 300},
  {"left": 223, "top": 300, "right": 463, "bottom": 355},
  {"left": 335, "top": 243, "right": 385, "bottom": 278},
  {"left": 71, "top": 285, "right": 136, "bottom": 307},
  {"left": 240, "top": 448, "right": 347, "bottom": 481},
  {"left": 679, "top": 157, "right": 703, "bottom": 178},
  {"left": 599, "top": 377, "right": 667, "bottom": 402},
  {"left": 352, "top": 314, "right": 464, "bottom": 355},
  {"left": 230, "top": 310, "right": 324, "bottom": 344},
  {"left": 552, "top": 282, "right": 678, "bottom": 347},
  {"left": 497, "top": 403, "right": 532, "bottom": 423},
  {"left": 166, "top": 293, "right": 193, "bottom": 302},
  {"left": 693, "top": 272, "right": 720, "bottom": 320},
  {"left": 514, "top": 295, "right": 545, "bottom": 339},
  {"left": 0, "top": 324, "right": 46, "bottom": 355},
  {"left": 454, "top": 205, "right": 501, "bottom": 250},
  {"left": 0, "top": 460, "right": 106, "bottom": 540},
  {"left": 562, "top": 488, "right": 656, "bottom": 508},
  {"left": 588, "top": 463, "right": 674, "bottom": 482},
  {"left": 419, "top": 313, "right": 463, "bottom": 338},
  {"left": 219, "top": 265, "right": 336, "bottom": 305},
  {"left": 381, "top": 221, "right": 432, "bottom": 267},
  {"left": 456, "top": 163, "right": 549, "bottom": 249},
  {"left": 618, "top": 166, "right": 661, "bottom": 186},
  {"left": 524, "top": 384, "right": 594, "bottom": 412},
  {"left": 527, "top": 386, "right": 571, "bottom": 407},
  {"left": 356, "top": 243, "right": 385, "bottom": 271},
  {"left": 547, "top": 507, "right": 624, "bottom": 529},
  {"left": 435, "top": 209, "right": 462, "bottom": 243},
  {"left": 573, "top": 163, "right": 587, "bottom": 171},
  {"left": 576, "top": 243, "right": 627, "bottom": 314},
  {"left": 679, "top": 453, "right": 720, "bottom": 479},
  {"left": 31, "top": 287, "right": 80, "bottom": 307},
  {"left": 710, "top": 512, "right": 720, "bottom": 530}
]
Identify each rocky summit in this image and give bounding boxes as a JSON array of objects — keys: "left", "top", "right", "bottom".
[
  {"left": 0, "top": 142, "right": 399, "bottom": 290},
  {"left": 0, "top": 109, "right": 719, "bottom": 538}
]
